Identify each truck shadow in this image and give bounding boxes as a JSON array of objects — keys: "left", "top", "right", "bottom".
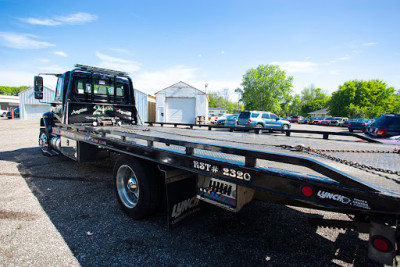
[{"left": 0, "top": 147, "right": 381, "bottom": 266}]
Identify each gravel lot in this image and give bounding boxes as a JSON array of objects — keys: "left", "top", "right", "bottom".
[{"left": 0, "top": 118, "right": 394, "bottom": 266}]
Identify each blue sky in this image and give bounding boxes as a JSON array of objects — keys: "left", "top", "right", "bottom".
[{"left": 0, "top": 0, "right": 399, "bottom": 100}]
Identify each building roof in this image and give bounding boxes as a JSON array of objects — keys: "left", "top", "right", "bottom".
[
  {"left": 308, "top": 108, "right": 329, "bottom": 115},
  {"left": 155, "top": 81, "right": 205, "bottom": 95}
]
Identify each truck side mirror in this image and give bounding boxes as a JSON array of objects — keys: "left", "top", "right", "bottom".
[{"left": 34, "top": 76, "right": 43, "bottom": 99}]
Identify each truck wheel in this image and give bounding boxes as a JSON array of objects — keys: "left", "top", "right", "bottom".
[
  {"left": 38, "top": 129, "right": 50, "bottom": 156},
  {"left": 114, "top": 157, "right": 161, "bottom": 219},
  {"left": 281, "top": 124, "right": 289, "bottom": 133}
]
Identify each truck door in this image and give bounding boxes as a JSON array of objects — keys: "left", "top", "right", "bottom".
[{"left": 52, "top": 76, "right": 65, "bottom": 122}]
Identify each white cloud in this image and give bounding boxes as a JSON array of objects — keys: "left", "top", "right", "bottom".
[
  {"left": 134, "top": 65, "right": 197, "bottom": 93},
  {"left": 328, "top": 56, "right": 351, "bottom": 64},
  {"left": 96, "top": 51, "right": 141, "bottom": 73},
  {"left": 221, "top": 50, "right": 225, "bottom": 55},
  {"left": 0, "top": 32, "right": 54, "bottom": 49},
  {"left": 363, "top": 42, "right": 377, "bottom": 47},
  {"left": 21, "top": 18, "right": 61, "bottom": 26},
  {"left": 20, "top": 12, "right": 97, "bottom": 26},
  {"left": 109, "top": 48, "right": 130, "bottom": 54},
  {"left": 271, "top": 61, "right": 318, "bottom": 74},
  {"left": 54, "top": 51, "right": 68, "bottom": 57},
  {"left": 329, "top": 70, "right": 340, "bottom": 75}
]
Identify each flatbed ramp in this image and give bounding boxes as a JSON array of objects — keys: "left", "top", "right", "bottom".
[{"left": 99, "top": 125, "right": 400, "bottom": 197}]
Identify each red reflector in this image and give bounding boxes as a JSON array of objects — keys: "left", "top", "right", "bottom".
[
  {"left": 371, "top": 236, "right": 392, "bottom": 252},
  {"left": 301, "top": 186, "right": 313, "bottom": 197}
]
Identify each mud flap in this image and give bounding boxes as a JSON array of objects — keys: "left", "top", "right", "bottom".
[
  {"left": 368, "top": 217, "right": 397, "bottom": 265},
  {"left": 159, "top": 166, "right": 200, "bottom": 229}
]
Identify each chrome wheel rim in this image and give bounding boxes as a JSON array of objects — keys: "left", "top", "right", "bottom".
[
  {"left": 256, "top": 124, "right": 263, "bottom": 128},
  {"left": 39, "top": 132, "right": 48, "bottom": 153},
  {"left": 116, "top": 165, "right": 139, "bottom": 208}
]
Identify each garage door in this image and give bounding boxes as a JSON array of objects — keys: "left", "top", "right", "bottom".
[
  {"left": 166, "top": 98, "right": 195, "bottom": 124},
  {"left": 24, "top": 104, "right": 51, "bottom": 119}
]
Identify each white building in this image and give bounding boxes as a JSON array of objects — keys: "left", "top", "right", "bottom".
[
  {"left": 18, "top": 86, "right": 55, "bottom": 119},
  {"left": 155, "top": 81, "right": 208, "bottom": 124},
  {"left": 133, "top": 88, "right": 148, "bottom": 124}
]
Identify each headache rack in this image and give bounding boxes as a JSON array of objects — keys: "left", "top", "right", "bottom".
[{"left": 74, "top": 64, "right": 130, "bottom": 77}]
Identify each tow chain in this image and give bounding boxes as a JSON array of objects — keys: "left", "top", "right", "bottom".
[{"left": 277, "top": 144, "right": 400, "bottom": 176}]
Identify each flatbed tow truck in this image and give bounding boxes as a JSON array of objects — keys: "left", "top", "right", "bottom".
[{"left": 34, "top": 65, "right": 400, "bottom": 265}]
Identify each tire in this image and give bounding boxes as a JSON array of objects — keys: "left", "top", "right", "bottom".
[
  {"left": 114, "top": 156, "right": 161, "bottom": 219},
  {"left": 256, "top": 124, "right": 263, "bottom": 128},
  {"left": 281, "top": 124, "right": 289, "bottom": 133},
  {"left": 349, "top": 129, "right": 353, "bottom": 132},
  {"left": 38, "top": 129, "right": 50, "bottom": 156}
]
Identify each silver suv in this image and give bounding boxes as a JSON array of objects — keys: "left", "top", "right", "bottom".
[{"left": 237, "top": 111, "right": 291, "bottom": 131}]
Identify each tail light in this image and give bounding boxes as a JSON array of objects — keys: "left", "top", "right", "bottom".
[
  {"left": 248, "top": 119, "right": 252, "bottom": 123},
  {"left": 348, "top": 123, "right": 352, "bottom": 126},
  {"left": 376, "top": 128, "right": 387, "bottom": 137},
  {"left": 371, "top": 235, "right": 393, "bottom": 252},
  {"left": 361, "top": 123, "right": 367, "bottom": 126}
]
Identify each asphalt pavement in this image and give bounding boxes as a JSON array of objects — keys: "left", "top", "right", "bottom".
[{"left": 0, "top": 118, "right": 391, "bottom": 266}]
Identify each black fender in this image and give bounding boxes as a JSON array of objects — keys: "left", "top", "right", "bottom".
[{"left": 40, "top": 112, "right": 54, "bottom": 134}]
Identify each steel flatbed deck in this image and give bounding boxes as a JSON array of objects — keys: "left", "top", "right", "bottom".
[{"left": 53, "top": 123, "right": 400, "bottom": 217}]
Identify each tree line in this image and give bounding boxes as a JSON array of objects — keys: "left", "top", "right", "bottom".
[
  {"left": 0, "top": 86, "right": 30, "bottom": 96},
  {"left": 232, "top": 64, "right": 400, "bottom": 119}
]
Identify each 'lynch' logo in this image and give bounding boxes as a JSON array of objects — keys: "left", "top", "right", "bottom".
[
  {"left": 171, "top": 197, "right": 199, "bottom": 218},
  {"left": 317, "top": 190, "right": 351, "bottom": 204}
]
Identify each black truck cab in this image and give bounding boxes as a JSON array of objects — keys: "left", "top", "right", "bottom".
[{"left": 35, "top": 64, "right": 138, "bottom": 126}]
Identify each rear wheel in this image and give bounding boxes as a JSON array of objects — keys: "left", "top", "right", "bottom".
[
  {"left": 281, "top": 124, "right": 289, "bottom": 133},
  {"left": 256, "top": 124, "right": 263, "bottom": 128},
  {"left": 114, "top": 157, "right": 161, "bottom": 219},
  {"left": 349, "top": 129, "right": 354, "bottom": 132}
]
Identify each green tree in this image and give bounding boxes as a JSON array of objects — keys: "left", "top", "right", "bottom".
[
  {"left": 241, "top": 64, "right": 293, "bottom": 114},
  {"left": 289, "top": 94, "right": 302, "bottom": 115},
  {"left": 328, "top": 80, "right": 396, "bottom": 118},
  {"left": 0, "top": 86, "right": 30, "bottom": 95},
  {"left": 208, "top": 91, "right": 244, "bottom": 113},
  {"left": 299, "top": 85, "right": 330, "bottom": 116}
]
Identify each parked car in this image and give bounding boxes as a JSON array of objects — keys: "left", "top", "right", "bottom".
[
  {"left": 320, "top": 117, "right": 335, "bottom": 126},
  {"left": 215, "top": 114, "right": 231, "bottom": 125},
  {"left": 1, "top": 109, "right": 7, "bottom": 117},
  {"left": 289, "top": 115, "right": 303, "bottom": 123},
  {"left": 366, "top": 113, "right": 400, "bottom": 138},
  {"left": 348, "top": 118, "right": 373, "bottom": 132},
  {"left": 237, "top": 111, "right": 291, "bottom": 131},
  {"left": 342, "top": 119, "right": 352, "bottom": 127},
  {"left": 6, "top": 107, "right": 19, "bottom": 119},
  {"left": 298, "top": 117, "right": 308, "bottom": 124},
  {"left": 224, "top": 114, "right": 239, "bottom": 126},
  {"left": 306, "top": 117, "right": 317, "bottom": 124},
  {"left": 208, "top": 113, "right": 226, "bottom": 124},
  {"left": 312, "top": 118, "right": 324, "bottom": 125},
  {"left": 329, "top": 117, "right": 348, "bottom": 126}
]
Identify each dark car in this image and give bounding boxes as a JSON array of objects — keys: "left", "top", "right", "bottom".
[
  {"left": 366, "top": 114, "right": 400, "bottom": 138},
  {"left": 6, "top": 107, "right": 19, "bottom": 119},
  {"left": 348, "top": 118, "right": 373, "bottom": 132},
  {"left": 289, "top": 115, "right": 303, "bottom": 123}
]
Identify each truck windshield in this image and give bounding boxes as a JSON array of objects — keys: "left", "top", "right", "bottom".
[{"left": 73, "top": 76, "right": 129, "bottom": 103}]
